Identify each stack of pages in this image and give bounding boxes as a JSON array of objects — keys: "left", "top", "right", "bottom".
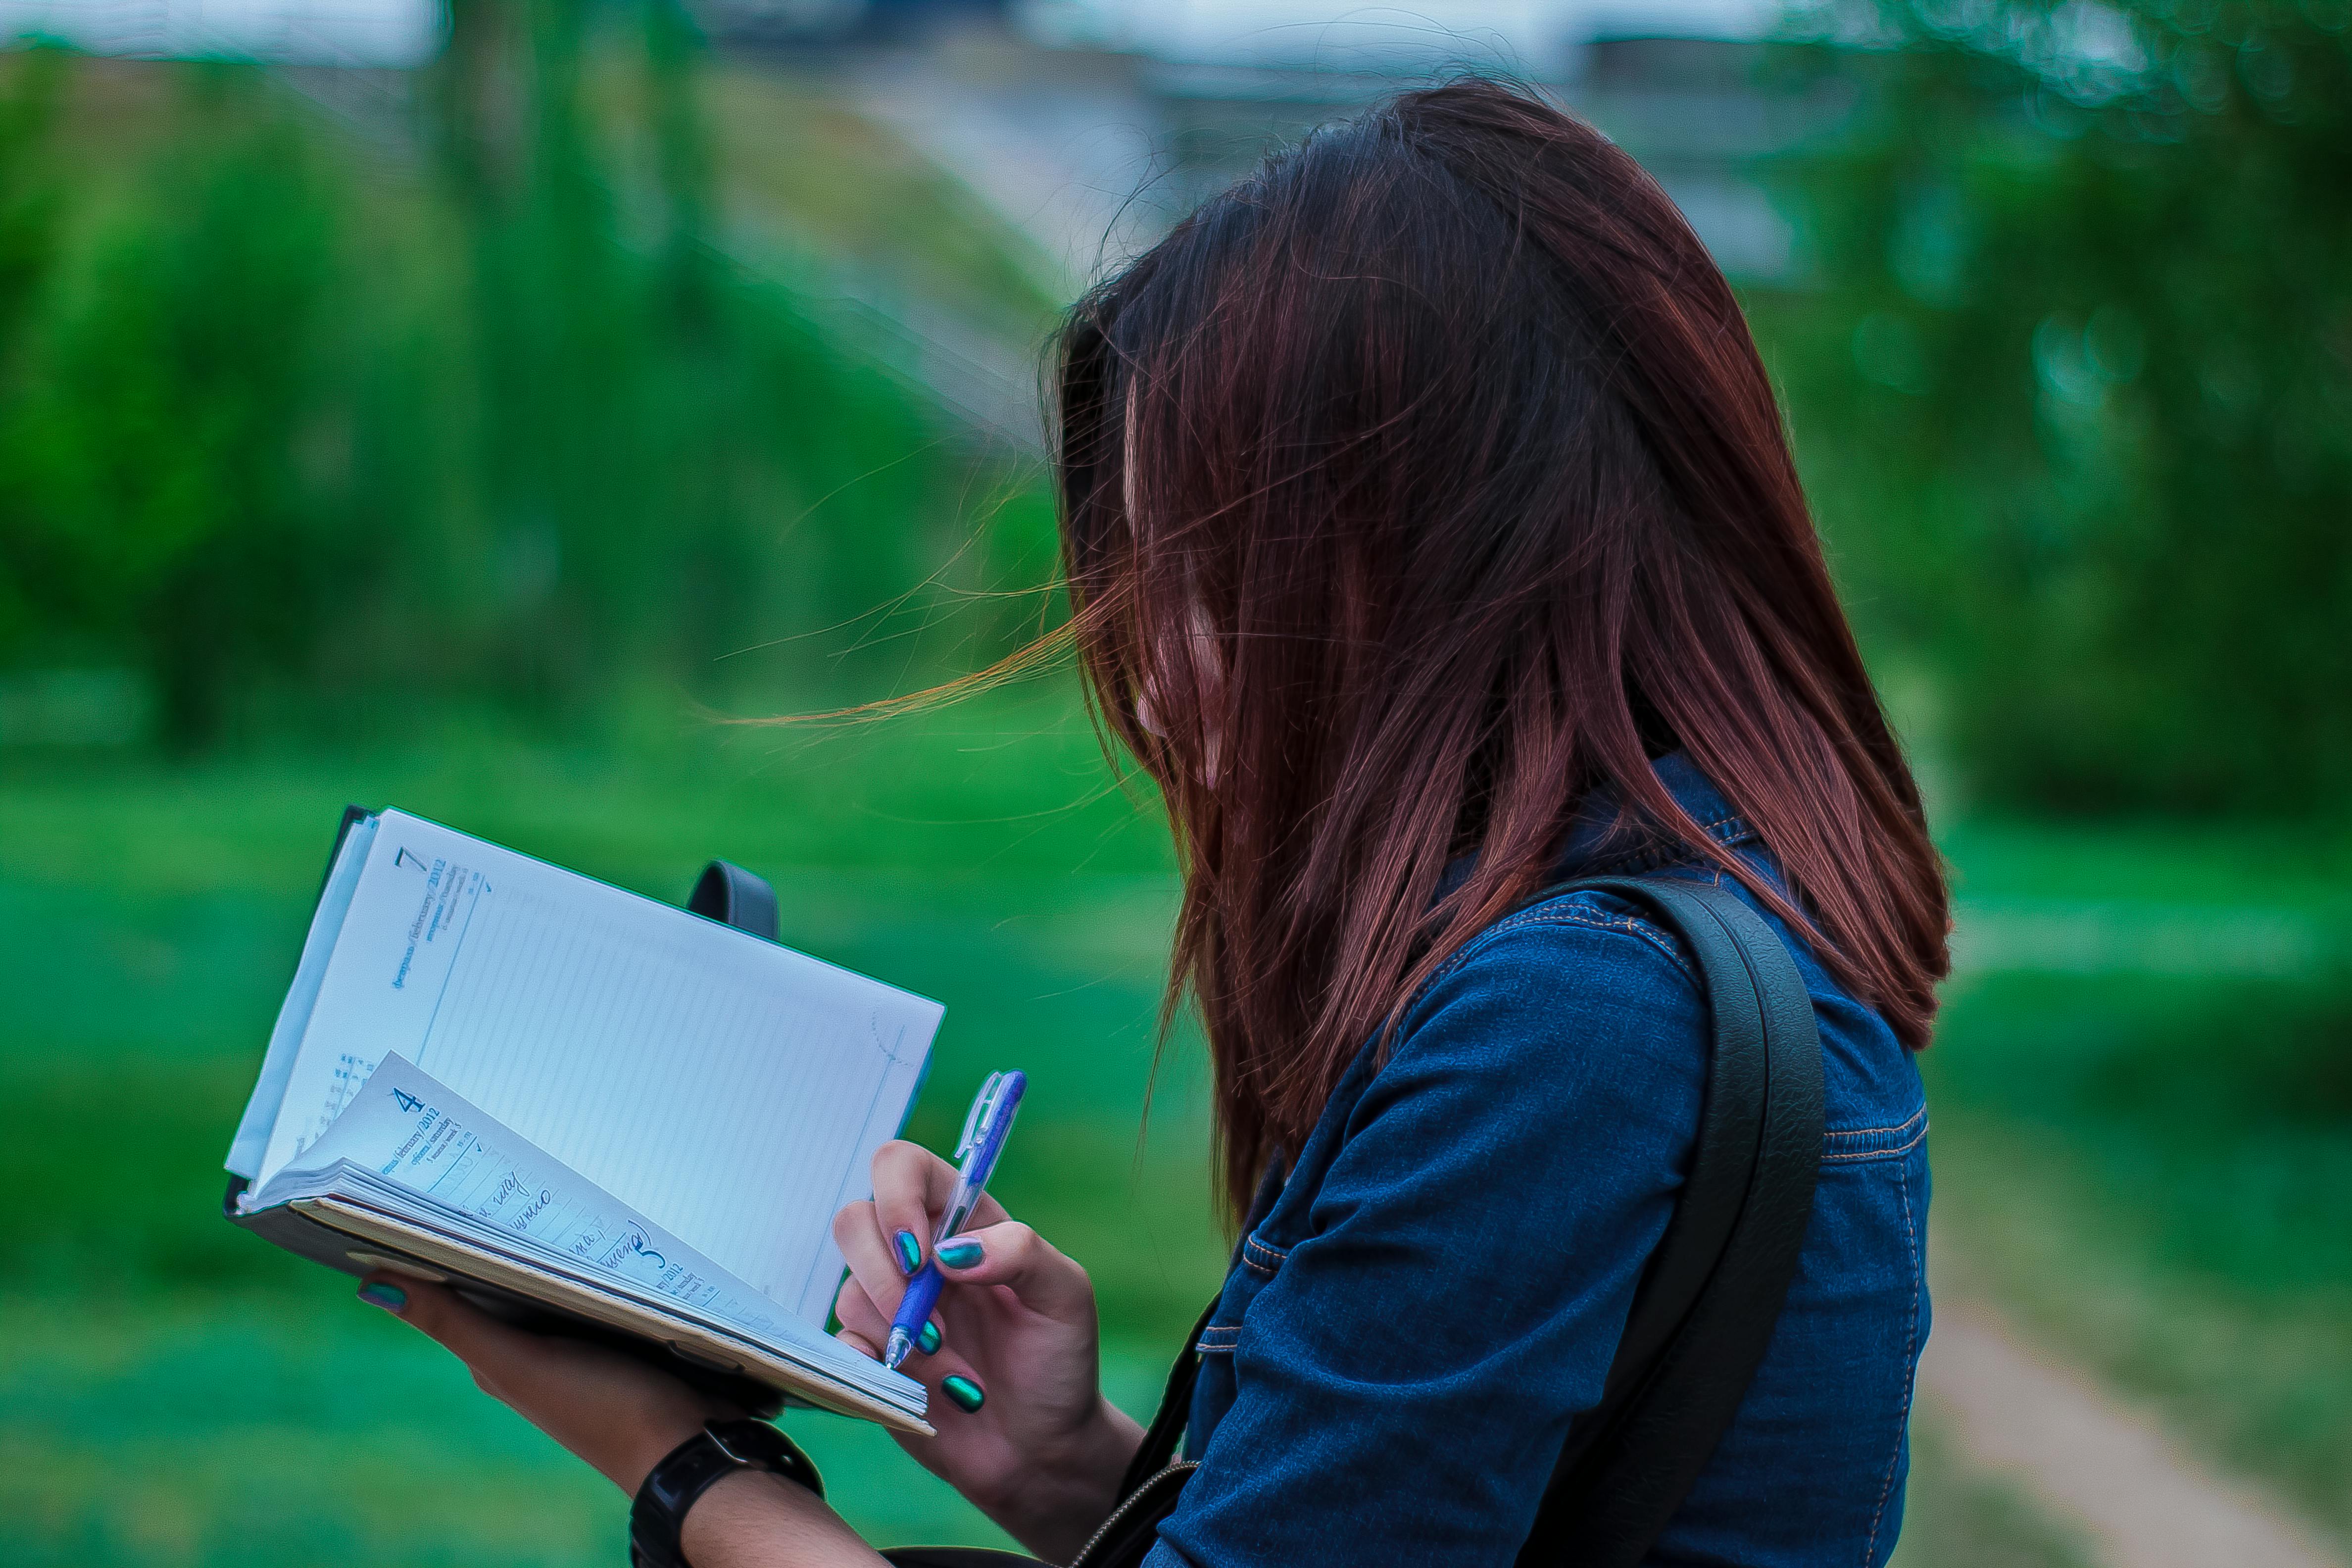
[{"left": 226, "top": 810, "right": 943, "bottom": 1432}]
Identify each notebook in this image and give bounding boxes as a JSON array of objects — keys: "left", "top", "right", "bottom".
[{"left": 224, "top": 809, "right": 942, "bottom": 1433}]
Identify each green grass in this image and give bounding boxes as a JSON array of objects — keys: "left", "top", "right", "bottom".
[
  {"left": 5, "top": 697, "right": 2345, "bottom": 1563},
  {"left": 1912, "top": 805, "right": 2352, "bottom": 1544},
  {"left": 0, "top": 693, "right": 1220, "bottom": 1564},
  {"left": 1922, "top": 968, "right": 2352, "bottom": 1541}
]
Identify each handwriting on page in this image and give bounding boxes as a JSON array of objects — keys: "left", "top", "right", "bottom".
[{"left": 318, "top": 1055, "right": 788, "bottom": 1335}]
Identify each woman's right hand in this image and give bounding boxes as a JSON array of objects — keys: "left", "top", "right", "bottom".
[{"left": 832, "top": 1141, "right": 1144, "bottom": 1562}]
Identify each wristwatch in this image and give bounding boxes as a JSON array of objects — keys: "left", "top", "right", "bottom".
[{"left": 629, "top": 1418, "right": 825, "bottom": 1568}]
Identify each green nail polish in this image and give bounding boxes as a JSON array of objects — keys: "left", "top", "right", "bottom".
[
  {"left": 936, "top": 1239, "right": 983, "bottom": 1270},
  {"left": 893, "top": 1230, "right": 923, "bottom": 1275},
  {"left": 941, "top": 1373, "right": 984, "bottom": 1413},
  {"left": 358, "top": 1281, "right": 407, "bottom": 1312},
  {"left": 917, "top": 1320, "right": 942, "bottom": 1356}
]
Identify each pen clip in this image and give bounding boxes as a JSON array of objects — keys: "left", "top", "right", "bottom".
[{"left": 956, "top": 1071, "right": 1008, "bottom": 1162}]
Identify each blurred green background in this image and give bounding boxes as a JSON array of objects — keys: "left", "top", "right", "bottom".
[{"left": 0, "top": 2, "right": 2346, "bottom": 1565}]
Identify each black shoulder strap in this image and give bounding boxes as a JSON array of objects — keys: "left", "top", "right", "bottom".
[
  {"left": 1118, "top": 1295, "right": 1220, "bottom": 1492},
  {"left": 1112, "top": 874, "right": 1823, "bottom": 1567},
  {"left": 1516, "top": 875, "right": 1825, "bottom": 1568}
]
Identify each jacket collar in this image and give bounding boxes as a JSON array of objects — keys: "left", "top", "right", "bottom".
[
  {"left": 1551, "top": 750, "right": 1757, "bottom": 878},
  {"left": 1431, "top": 752, "right": 1756, "bottom": 907}
]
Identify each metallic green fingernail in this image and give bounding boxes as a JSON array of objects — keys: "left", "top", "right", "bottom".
[
  {"left": 936, "top": 1239, "right": 983, "bottom": 1270},
  {"left": 940, "top": 1373, "right": 984, "bottom": 1413},
  {"left": 917, "top": 1319, "right": 942, "bottom": 1356},
  {"left": 357, "top": 1281, "right": 406, "bottom": 1312},
  {"left": 893, "top": 1230, "right": 923, "bottom": 1275}
]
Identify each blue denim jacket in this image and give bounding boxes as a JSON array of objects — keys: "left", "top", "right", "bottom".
[{"left": 1145, "top": 754, "right": 1931, "bottom": 1568}]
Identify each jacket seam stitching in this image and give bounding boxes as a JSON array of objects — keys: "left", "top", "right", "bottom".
[
  {"left": 1505, "top": 908, "right": 1697, "bottom": 983},
  {"left": 1823, "top": 1105, "right": 1929, "bottom": 1143},
  {"left": 1820, "top": 1121, "right": 1930, "bottom": 1163},
  {"left": 1395, "top": 879, "right": 1717, "bottom": 1035},
  {"left": 1862, "top": 1148, "right": 1921, "bottom": 1565}
]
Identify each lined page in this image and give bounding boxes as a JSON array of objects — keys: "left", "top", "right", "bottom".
[
  {"left": 225, "top": 813, "right": 380, "bottom": 1180},
  {"left": 254, "top": 811, "right": 940, "bottom": 1322}
]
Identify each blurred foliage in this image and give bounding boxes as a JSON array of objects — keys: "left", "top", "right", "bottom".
[
  {"left": 0, "top": 4, "right": 1049, "bottom": 750},
  {"left": 1763, "top": 0, "right": 2351, "bottom": 816},
  {"left": 0, "top": 0, "right": 2343, "bottom": 807}
]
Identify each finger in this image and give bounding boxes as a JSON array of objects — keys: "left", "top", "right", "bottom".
[
  {"left": 866, "top": 1142, "right": 1015, "bottom": 1275},
  {"left": 872, "top": 1339, "right": 984, "bottom": 1418},
  {"left": 832, "top": 1272, "right": 878, "bottom": 1329},
  {"left": 359, "top": 1273, "right": 535, "bottom": 1395},
  {"left": 931, "top": 1221, "right": 1093, "bottom": 1321},
  {"left": 867, "top": 1141, "right": 959, "bottom": 1274},
  {"left": 832, "top": 1277, "right": 893, "bottom": 1344},
  {"left": 835, "top": 1282, "right": 945, "bottom": 1362},
  {"left": 936, "top": 1370, "right": 986, "bottom": 1414},
  {"left": 833, "top": 1200, "right": 911, "bottom": 1322},
  {"left": 835, "top": 1326, "right": 882, "bottom": 1361}
]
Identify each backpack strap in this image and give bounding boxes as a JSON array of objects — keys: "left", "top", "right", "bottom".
[
  {"left": 1117, "top": 1294, "right": 1221, "bottom": 1495},
  {"left": 1516, "top": 875, "right": 1825, "bottom": 1568},
  {"left": 1108, "top": 873, "right": 1824, "bottom": 1568}
]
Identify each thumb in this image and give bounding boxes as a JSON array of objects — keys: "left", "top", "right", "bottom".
[{"left": 931, "top": 1221, "right": 1095, "bottom": 1322}]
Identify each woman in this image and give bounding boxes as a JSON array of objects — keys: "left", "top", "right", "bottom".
[{"left": 362, "top": 79, "right": 1947, "bottom": 1567}]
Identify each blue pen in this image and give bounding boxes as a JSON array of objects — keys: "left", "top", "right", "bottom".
[{"left": 884, "top": 1069, "right": 1026, "bottom": 1372}]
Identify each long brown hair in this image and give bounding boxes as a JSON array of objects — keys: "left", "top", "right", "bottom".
[{"left": 1053, "top": 80, "right": 1949, "bottom": 1219}]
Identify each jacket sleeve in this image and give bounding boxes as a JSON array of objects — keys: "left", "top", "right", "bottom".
[{"left": 1144, "top": 908, "right": 1709, "bottom": 1568}]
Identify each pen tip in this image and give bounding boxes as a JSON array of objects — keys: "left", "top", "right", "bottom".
[{"left": 882, "top": 1328, "right": 911, "bottom": 1371}]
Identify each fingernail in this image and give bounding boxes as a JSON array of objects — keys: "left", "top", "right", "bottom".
[
  {"left": 893, "top": 1230, "right": 923, "bottom": 1275},
  {"left": 936, "top": 1239, "right": 983, "bottom": 1270},
  {"left": 358, "top": 1281, "right": 407, "bottom": 1313},
  {"left": 916, "top": 1319, "right": 942, "bottom": 1356},
  {"left": 940, "top": 1373, "right": 985, "bottom": 1413}
]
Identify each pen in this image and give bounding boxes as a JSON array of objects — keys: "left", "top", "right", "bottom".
[{"left": 884, "top": 1069, "right": 1026, "bottom": 1372}]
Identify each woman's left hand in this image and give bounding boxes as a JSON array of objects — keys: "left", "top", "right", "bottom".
[
  {"left": 356, "top": 1271, "right": 733, "bottom": 1494},
  {"left": 362, "top": 1272, "right": 891, "bottom": 1567}
]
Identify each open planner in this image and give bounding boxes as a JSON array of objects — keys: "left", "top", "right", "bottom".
[{"left": 224, "top": 809, "right": 942, "bottom": 1433}]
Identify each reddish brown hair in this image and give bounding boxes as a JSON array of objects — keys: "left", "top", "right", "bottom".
[{"left": 1053, "top": 80, "right": 1949, "bottom": 1218}]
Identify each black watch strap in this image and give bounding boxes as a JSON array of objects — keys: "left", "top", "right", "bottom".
[{"left": 629, "top": 1418, "right": 824, "bottom": 1568}]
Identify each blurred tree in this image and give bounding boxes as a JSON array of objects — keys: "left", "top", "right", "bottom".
[
  {"left": 0, "top": 68, "right": 355, "bottom": 746},
  {"left": 0, "top": 49, "right": 63, "bottom": 667},
  {"left": 1766, "top": 0, "right": 2352, "bottom": 816},
  {"left": 420, "top": 0, "right": 957, "bottom": 714},
  {"left": 0, "top": 8, "right": 1000, "bottom": 747}
]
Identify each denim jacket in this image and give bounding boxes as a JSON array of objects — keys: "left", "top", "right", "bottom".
[{"left": 1145, "top": 754, "right": 1931, "bottom": 1568}]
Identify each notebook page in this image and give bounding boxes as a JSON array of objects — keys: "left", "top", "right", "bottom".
[
  {"left": 253, "top": 1053, "right": 868, "bottom": 1359},
  {"left": 252, "top": 1054, "right": 927, "bottom": 1417},
  {"left": 226, "top": 814, "right": 380, "bottom": 1179},
  {"left": 255, "top": 812, "right": 940, "bottom": 1322}
]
